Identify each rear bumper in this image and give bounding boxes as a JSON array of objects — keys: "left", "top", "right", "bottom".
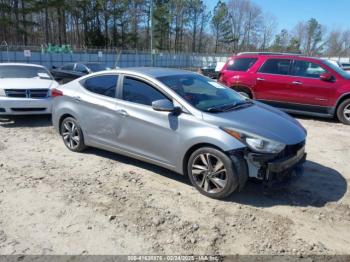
[{"left": 0, "top": 97, "right": 53, "bottom": 115}]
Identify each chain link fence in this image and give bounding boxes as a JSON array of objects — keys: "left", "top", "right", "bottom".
[{"left": 0, "top": 45, "right": 230, "bottom": 70}]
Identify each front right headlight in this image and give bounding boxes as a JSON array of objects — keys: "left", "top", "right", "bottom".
[
  {"left": 245, "top": 136, "right": 285, "bottom": 154},
  {"left": 0, "top": 88, "right": 5, "bottom": 97},
  {"left": 222, "top": 127, "right": 286, "bottom": 154}
]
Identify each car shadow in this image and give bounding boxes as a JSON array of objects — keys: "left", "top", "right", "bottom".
[
  {"left": 0, "top": 115, "right": 52, "bottom": 128},
  {"left": 227, "top": 160, "right": 347, "bottom": 207},
  {"left": 84, "top": 147, "right": 346, "bottom": 207},
  {"left": 83, "top": 147, "right": 191, "bottom": 185}
]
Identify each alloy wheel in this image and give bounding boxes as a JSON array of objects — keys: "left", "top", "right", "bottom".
[
  {"left": 343, "top": 104, "right": 350, "bottom": 121},
  {"left": 62, "top": 120, "right": 80, "bottom": 150},
  {"left": 191, "top": 153, "right": 228, "bottom": 194}
]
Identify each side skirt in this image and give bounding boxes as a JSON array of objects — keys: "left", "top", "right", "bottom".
[{"left": 257, "top": 100, "right": 335, "bottom": 118}]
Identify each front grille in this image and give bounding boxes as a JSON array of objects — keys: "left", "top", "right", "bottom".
[
  {"left": 278, "top": 140, "right": 305, "bottom": 159},
  {"left": 4, "top": 89, "right": 49, "bottom": 99}
]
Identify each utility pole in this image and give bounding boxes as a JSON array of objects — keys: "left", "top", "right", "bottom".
[{"left": 150, "top": 0, "right": 154, "bottom": 67}]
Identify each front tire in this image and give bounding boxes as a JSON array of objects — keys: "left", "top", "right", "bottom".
[
  {"left": 238, "top": 91, "right": 251, "bottom": 98},
  {"left": 337, "top": 99, "right": 350, "bottom": 125},
  {"left": 60, "top": 117, "right": 86, "bottom": 152},
  {"left": 187, "top": 147, "right": 239, "bottom": 199}
]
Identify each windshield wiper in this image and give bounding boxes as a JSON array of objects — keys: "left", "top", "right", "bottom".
[
  {"left": 206, "top": 100, "right": 253, "bottom": 113},
  {"left": 206, "top": 102, "right": 237, "bottom": 112},
  {"left": 222, "top": 100, "right": 254, "bottom": 111}
]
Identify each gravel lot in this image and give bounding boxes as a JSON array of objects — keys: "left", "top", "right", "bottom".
[{"left": 0, "top": 115, "right": 349, "bottom": 255}]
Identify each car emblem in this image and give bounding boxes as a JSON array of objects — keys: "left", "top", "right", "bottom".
[{"left": 26, "top": 90, "right": 30, "bottom": 98}]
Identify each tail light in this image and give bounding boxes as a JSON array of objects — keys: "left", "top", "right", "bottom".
[
  {"left": 51, "top": 88, "right": 63, "bottom": 97},
  {"left": 218, "top": 73, "right": 224, "bottom": 83}
]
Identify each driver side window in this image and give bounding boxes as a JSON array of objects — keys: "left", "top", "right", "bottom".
[
  {"left": 292, "top": 60, "right": 326, "bottom": 78},
  {"left": 122, "top": 77, "right": 168, "bottom": 106}
]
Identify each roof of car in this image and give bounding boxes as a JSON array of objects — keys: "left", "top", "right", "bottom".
[
  {"left": 233, "top": 52, "right": 324, "bottom": 62},
  {"left": 0, "top": 63, "right": 46, "bottom": 68},
  {"left": 116, "top": 67, "right": 196, "bottom": 78}
]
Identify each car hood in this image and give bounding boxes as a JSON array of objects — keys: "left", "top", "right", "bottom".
[
  {"left": 202, "top": 101, "right": 306, "bottom": 145},
  {"left": 0, "top": 78, "right": 57, "bottom": 89}
]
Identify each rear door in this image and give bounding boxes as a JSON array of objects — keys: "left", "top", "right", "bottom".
[
  {"left": 254, "top": 58, "right": 294, "bottom": 103},
  {"left": 77, "top": 74, "right": 123, "bottom": 147},
  {"left": 288, "top": 59, "right": 335, "bottom": 107}
]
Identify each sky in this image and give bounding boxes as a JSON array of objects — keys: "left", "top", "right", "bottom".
[{"left": 204, "top": 0, "right": 350, "bottom": 31}]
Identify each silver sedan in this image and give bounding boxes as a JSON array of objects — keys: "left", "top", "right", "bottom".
[{"left": 52, "top": 68, "right": 306, "bottom": 199}]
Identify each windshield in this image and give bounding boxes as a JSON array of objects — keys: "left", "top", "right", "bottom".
[
  {"left": 323, "top": 60, "right": 350, "bottom": 79},
  {"left": 86, "top": 63, "right": 107, "bottom": 72},
  {"left": 0, "top": 65, "right": 52, "bottom": 79},
  {"left": 157, "top": 74, "right": 248, "bottom": 112}
]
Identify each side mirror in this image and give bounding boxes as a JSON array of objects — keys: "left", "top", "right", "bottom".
[
  {"left": 152, "top": 99, "right": 181, "bottom": 114},
  {"left": 320, "top": 72, "right": 334, "bottom": 82}
]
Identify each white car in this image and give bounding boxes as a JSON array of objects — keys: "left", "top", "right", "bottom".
[{"left": 0, "top": 63, "right": 59, "bottom": 116}]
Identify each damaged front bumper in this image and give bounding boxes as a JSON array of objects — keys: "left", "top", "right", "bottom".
[{"left": 245, "top": 141, "right": 306, "bottom": 182}]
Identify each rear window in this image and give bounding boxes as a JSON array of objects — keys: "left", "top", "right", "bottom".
[
  {"left": 226, "top": 58, "right": 257, "bottom": 72},
  {"left": 83, "top": 75, "right": 118, "bottom": 98},
  {"left": 61, "top": 64, "right": 74, "bottom": 70},
  {"left": 259, "top": 59, "right": 292, "bottom": 75}
]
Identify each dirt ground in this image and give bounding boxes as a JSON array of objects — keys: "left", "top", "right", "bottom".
[{"left": 0, "top": 115, "right": 349, "bottom": 255}]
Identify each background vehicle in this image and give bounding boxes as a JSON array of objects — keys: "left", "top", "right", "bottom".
[
  {"left": 340, "top": 62, "right": 350, "bottom": 71},
  {"left": 219, "top": 52, "right": 350, "bottom": 125},
  {"left": 0, "top": 63, "right": 58, "bottom": 116},
  {"left": 199, "top": 62, "right": 225, "bottom": 79},
  {"left": 51, "top": 62, "right": 108, "bottom": 84},
  {"left": 52, "top": 68, "right": 306, "bottom": 199}
]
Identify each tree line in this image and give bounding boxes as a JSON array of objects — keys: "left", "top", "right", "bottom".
[{"left": 0, "top": 0, "right": 349, "bottom": 56}]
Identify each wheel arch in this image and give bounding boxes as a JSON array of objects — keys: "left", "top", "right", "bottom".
[
  {"left": 58, "top": 113, "right": 77, "bottom": 134},
  {"left": 231, "top": 85, "right": 254, "bottom": 99},
  {"left": 335, "top": 93, "right": 350, "bottom": 113},
  {"left": 182, "top": 143, "right": 223, "bottom": 176},
  {"left": 181, "top": 142, "right": 249, "bottom": 192}
]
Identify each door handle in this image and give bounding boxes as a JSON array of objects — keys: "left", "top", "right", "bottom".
[
  {"left": 292, "top": 81, "right": 303, "bottom": 85},
  {"left": 72, "top": 96, "right": 81, "bottom": 102},
  {"left": 257, "top": 77, "right": 264, "bottom": 81},
  {"left": 116, "top": 109, "right": 129, "bottom": 117}
]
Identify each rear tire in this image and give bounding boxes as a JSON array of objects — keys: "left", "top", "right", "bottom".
[
  {"left": 234, "top": 87, "right": 252, "bottom": 99},
  {"left": 336, "top": 99, "right": 350, "bottom": 125},
  {"left": 187, "top": 147, "right": 239, "bottom": 199},
  {"left": 60, "top": 117, "right": 86, "bottom": 152}
]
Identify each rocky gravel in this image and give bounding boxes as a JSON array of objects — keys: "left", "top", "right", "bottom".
[{"left": 0, "top": 115, "right": 349, "bottom": 255}]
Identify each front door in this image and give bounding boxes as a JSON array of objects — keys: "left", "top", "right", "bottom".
[
  {"left": 114, "top": 75, "right": 181, "bottom": 167},
  {"left": 287, "top": 59, "right": 336, "bottom": 107}
]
